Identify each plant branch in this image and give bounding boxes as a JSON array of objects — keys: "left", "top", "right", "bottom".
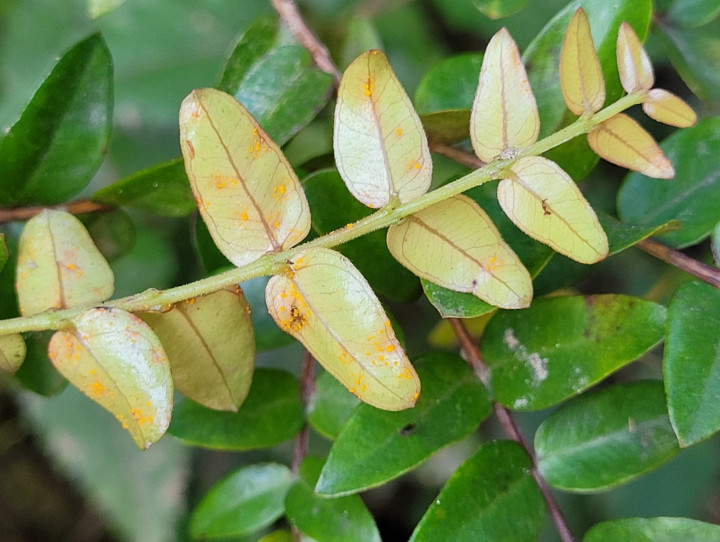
[
  {"left": 430, "top": 144, "right": 485, "bottom": 169},
  {"left": 639, "top": 238, "right": 720, "bottom": 289},
  {"left": 449, "top": 318, "right": 575, "bottom": 542},
  {"left": 0, "top": 199, "right": 113, "bottom": 225}
]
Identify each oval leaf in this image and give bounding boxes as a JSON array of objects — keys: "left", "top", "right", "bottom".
[
  {"left": 584, "top": 517, "right": 720, "bottom": 542},
  {"left": 334, "top": 50, "right": 432, "bottom": 208},
  {"left": 560, "top": 8, "right": 605, "bottom": 115},
  {"left": 179, "top": 88, "right": 310, "bottom": 267},
  {"left": 642, "top": 88, "right": 697, "bottom": 128},
  {"left": 0, "top": 334, "right": 26, "bottom": 374},
  {"left": 16, "top": 209, "right": 114, "bottom": 316},
  {"left": 616, "top": 22, "right": 654, "bottom": 93},
  {"left": 142, "top": 288, "right": 254, "bottom": 412},
  {"left": 588, "top": 113, "right": 674, "bottom": 179},
  {"left": 265, "top": 247, "right": 419, "bottom": 411},
  {"left": 48, "top": 308, "right": 173, "bottom": 449},
  {"left": 471, "top": 28, "right": 539, "bottom": 162},
  {"left": 499, "top": 156, "right": 608, "bottom": 264},
  {"left": 387, "top": 195, "right": 532, "bottom": 309}
]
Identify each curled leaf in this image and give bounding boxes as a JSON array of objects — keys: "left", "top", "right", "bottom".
[
  {"left": 179, "top": 88, "right": 310, "bottom": 268},
  {"left": 643, "top": 88, "right": 697, "bottom": 128},
  {"left": 387, "top": 195, "right": 532, "bottom": 309},
  {"left": 48, "top": 308, "right": 173, "bottom": 449},
  {"left": 334, "top": 50, "right": 432, "bottom": 209},
  {"left": 265, "top": 248, "right": 420, "bottom": 411},
  {"left": 588, "top": 113, "right": 674, "bottom": 178},
  {"left": 16, "top": 209, "right": 114, "bottom": 316},
  {"left": 499, "top": 156, "right": 608, "bottom": 264},
  {"left": 616, "top": 22, "right": 654, "bottom": 93},
  {"left": 0, "top": 334, "right": 26, "bottom": 374},
  {"left": 471, "top": 28, "right": 539, "bottom": 162}
]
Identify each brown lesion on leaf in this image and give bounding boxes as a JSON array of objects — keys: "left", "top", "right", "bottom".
[{"left": 542, "top": 199, "right": 551, "bottom": 216}]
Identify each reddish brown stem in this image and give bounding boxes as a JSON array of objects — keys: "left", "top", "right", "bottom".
[
  {"left": 0, "top": 199, "right": 113, "bottom": 225},
  {"left": 292, "top": 349, "right": 315, "bottom": 474},
  {"left": 638, "top": 238, "right": 720, "bottom": 289},
  {"left": 430, "top": 144, "right": 485, "bottom": 169}
]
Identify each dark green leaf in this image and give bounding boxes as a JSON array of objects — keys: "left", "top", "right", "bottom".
[
  {"left": 420, "top": 110, "right": 472, "bottom": 146},
  {"left": 308, "top": 370, "right": 360, "bottom": 440},
  {"left": 193, "top": 217, "right": 232, "bottom": 275},
  {"left": 415, "top": 54, "right": 483, "bottom": 114},
  {"left": 0, "top": 34, "right": 113, "bottom": 206},
  {"left": 0, "top": 234, "right": 7, "bottom": 273},
  {"left": 285, "top": 456, "right": 381, "bottom": 542},
  {"left": 93, "top": 158, "right": 196, "bottom": 217},
  {"left": 536, "top": 381, "right": 680, "bottom": 492},
  {"left": 584, "top": 517, "right": 720, "bottom": 541},
  {"left": 664, "top": 280, "right": 720, "bottom": 446},
  {"left": 0, "top": 224, "right": 21, "bottom": 320},
  {"left": 189, "top": 463, "right": 293, "bottom": 539},
  {"left": 14, "top": 331, "right": 67, "bottom": 397},
  {"left": 472, "top": 0, "right": 531, "bottom": 20},
  {"left": 169, "top": 368, "right": 304, "bottom": 450},
  {"left": 617, "top": 117, "right": 720, "bottom": 248},
  {"left": 316, "top": 352, "right": 491, "bottom": 496},
  {"left": 84, "top": 209, "right": 136, "bottom": 262},
  {"left": 666, "top": 0, "right": 720, "bottom": 27},
  {"left": 409, "top": 440, "right": 546, "bottom": 542},
  {"left": 482, "top": 294, "right": 666, "bottom": 410}
]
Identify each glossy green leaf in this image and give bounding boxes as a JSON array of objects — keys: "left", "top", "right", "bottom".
[
  {"left": 667, "top": 0, "right": 720, "bottom": 28},
  {"left": 14, "top": 331, "right": 68, "bottom": 397},
  {"left": 387, "top": 195, "right": 533, "bottom": 309},
  {"left": 93, "top": 158, "right": 196, "bottom": 217},
  {"left": 218, "top": 16, "right": 334, "bottom": 146},
  {"left": 48, "top": 308, "right": 173, "bottom": 449},
  {"left": 664, "top": 281, "right": 720, "bottom": 446},
  {"left": 482, "top": 294, "right": 666, "bottom": 410},
  {"left": 308, "top": 370, "right": 360, "bottom": 440},
  {"left": 142, "top": 289, "right": 254, "bottom": 412},
  {"left": 16, "top": 209, "right": 114, "bottom": 316},
  {"left": 266, "top": 248, "right": 420, "bottom": 411},
  {"left": 189, "top": 463, "right": 293, "bottom": 539},
  {"left": 584, "top": 517, "right": 720, "bottom": 541},
  {"left": 334, "top": 50, "right": 432, "bottom": 209},
  {"left": 0, "top": 34, "right": 112, "bottom": 207},
  {"left": 316, "top": 352, "right": 491, "bottom": 496},
  {"left": 617, "top": 117, "right": 720, "bottom": 248},
  {"left": 472, "top": 0, "right": 530, "bottom": 19},
  {"left": 536, "top": 381, "right": 681, "bottom": 492},
  {"left": 169, "top": 368, "right": 304, "bottom": 450},
  {"left": 179, "top": 88, "right": 310, "bottom": 268},
  {"left": 0, "top": 334, "right": 26, "bottom": 374},
  {"left": 410, "top": 440, "right": 546, "bottom": 542},
  {"left": 642, "top": 89, "right": 697, "bottom": 128},
  {"left": 286, "top": 456, "right": 381, "bottom": 542},
  {"left": 415, "top": 53, "right": 483, "bottom": 114},
  {"left": 616, "top": 22, "right": 654, "bottom": 93}
]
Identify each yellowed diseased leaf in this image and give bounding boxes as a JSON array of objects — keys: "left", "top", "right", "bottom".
[
  {"left": 265, "top": 248, "right": 419, "bottom": 411},
  {"left": 179, "top": 88, "right": 310, "bottom": 267},
  {"left": 48, "top": 308, "right": 173, "bottom": 449},
  {"left": 0, "top": 334, "right": 26, "bottom": 374},
  {"left": 142, "top": 288, "right": 254, "bottom": 412},
  {"left": 643, "top": 89, "right": 697, "bottom": 128},
  {"left": 386, "top": 195, "right": 532, "bottom": 309},
  {"left": 616, "top": 22, "right": 653, "bottom": 94},
  {"left": 334, "top": 50, "right": 432, "bottom": 209},
  {"left": 587, "top": 114, "right": 674, "bottom": 179},
  {"left": 16, "top": 209, "right": 114, "bottom": 316},
  {"left": 560, "top": 8, "right": 605, "bottom": 115},
  {"left": 470, "top": 28, "right": 539, "bottom": 162},
  {"left": 499, "top": 156, "right": 608, "bottom": 264}
]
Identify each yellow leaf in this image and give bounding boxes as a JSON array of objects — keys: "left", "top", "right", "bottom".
[
  {"left": 587, "top": 113, "right": 674, "bottom": 179},
  {"left": 386, "top": 195, "right": 532, "bottom": 309},
  {"left": 560, "top": 8, "right": 605, "bottom": 115},
  {"left": 499, "top": 156, "right": 608, "bottom": 264},
  {"left": 470, "top": 28, "right": 539, "bottom": 162},
  {"left": 643, "top": 89, "right": 697, "bottom": 128},
  {"left": 616, "top": 22, "right": 653, "bottom": 93},
  {"left": 265, "top": 248, "right": 420, "bottom": 411},
  {"left": 179, "top": 88, "right": 310, "bottom": 267},
  {"left": 48, "top": 308, "right": 173, "bottom": 449},
  {"left": 0, "top": 334, "right": 26, "bottom": 374},
  {"left": 334, "top": 50, "right": 432, "bottom": 209},
  {"left": 16, "top": 209, "right": 114, "bottom": 316},
  {"left": 143, "top": 288, "right": 254, "bottom": 412}
]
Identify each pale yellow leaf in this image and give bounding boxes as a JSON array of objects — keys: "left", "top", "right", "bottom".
[
  {"left": 587, "top": 113, "right": 674, "bottom": 178},
  {"left": 179, "top": 88, "right": 310, "bottom": 267},
  {"left": 617, "top": 22, "right": 654, "bottom": 93},
  {"left": 16, "top": 209, "right": 114, "bottom": 316},
  {"left": 334, "top": 50, "right": 432, "bottom": 208},
  {"left": 386, "top": 195, "right": 532, "bottom": 309},
  {"left": 470, "top": 28, "right": 539, "bottom": 162},
  {"left": 499, "top": 156, "right": 608, "bottom": 264},
  {"left": 265, "top": 247, "right": 420, "bottom": 411},
  {"left": 643, "top": 89, "right": 697, "bottom": 128},
  {"left": 0, "top": 334, "right": 26, "bottom": 374}
]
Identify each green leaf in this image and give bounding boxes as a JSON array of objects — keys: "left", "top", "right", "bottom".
[
  {"left": 189, "top": 463, "right": 293, "bottom": 540},
  {"left": 472, "top": 0, "right": 531, "bottom": 19},
  {"left": 415, "top": 53, "right": 483, "bottom": 115},
  {"left": 0, "top": 233, "right": 7, "bottom": 273},
  {"left": 482, "top": 294, "right": 666, "bottom": 410},
  {"left": 409, "top": 440, "right": 546, "bottom": 542},
  {"left": 0, "top": 34, "right": 113, "bottom": 207},
  {"left": 286, "top": 456, "right": 381, "bottom": 542},
  {"left": 617, "top": 117, "right": 720, "bottom": 248},
  {"left": 419, "top": 110, "right": 472, "bottom": 146},
  {"left": 340, "top": 15, "right": 384, "bottom": 70},
  {"left": 169, "top": 368, "right": 304, "bottom": 450},
  {"left": 83, "top": 209, "right": 136, "bottom": 262},
  {"left": 316, "top": 352, "right": 491, "bottom": 496},
  {"left": 93, "top": 158, "right": 196, "bottom": 217},
  {"left": 0, "top": 334, "right": 26, "bottom": 374},
  {"left": 308, "top": 370, "right": 360, "bottom": 440},
  {"left": 666, "top": 0, "right": 720, "bottom": 28},
  {"left": 536, "top": 380, "right": 680, "bottom": 492},
  {"left": 218, "top": 16, "right": 334, "bottom": 146},
  {"left": 712, "top": 221, "right": 720, "bottom": 267},
  {"left": 584, "top": 517, "right": 720, "bottom": 541},
  {"left": 664, "top": 281, "right": 720, "bottom": 446},
  {"left": 14, "top": 331, "right": 68, "bottom": 397},
  {"left": 88, "top": 0, "right": 125, "bottom": 19}
]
